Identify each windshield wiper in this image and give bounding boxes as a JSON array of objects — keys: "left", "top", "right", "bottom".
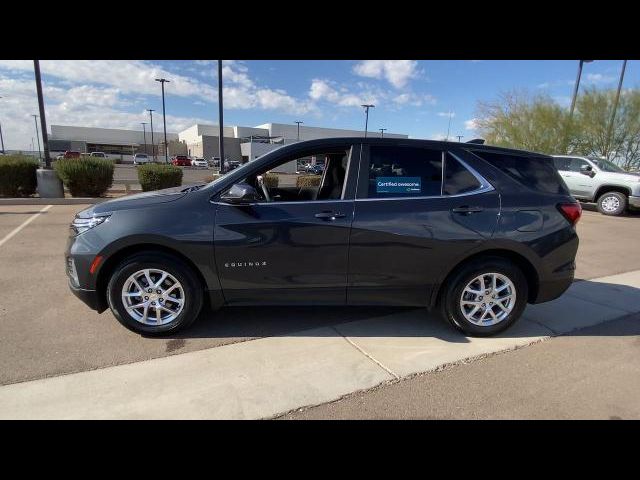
[{"left": 181, "top": 184, "right": 206, "bottom": 193}]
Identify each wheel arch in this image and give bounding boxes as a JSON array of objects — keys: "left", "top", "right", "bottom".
[
  {"left": 95, "top": 243, "right": 209, "bottom": 312},
  {"left": 431, "top": 248, "right": 540, "bottom": 307},
  {"left": 593, "top": 185, "right": 630, "bottom": 201}
]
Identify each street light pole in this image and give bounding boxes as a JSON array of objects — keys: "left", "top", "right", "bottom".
[
  {"left": 361, "top": 104, "right": 375, "bottom": 137},
  {"left": 147, "top": 109, "right": 156, "bottom": 162},
  {"left": 32, "top": 115, "right": 42, "bottom": 161},
  {"left": 446, "top": 111, "right": 454, "bottom": 141},
  {"left": 155, "top": 78, "right": 170, "bottom": 163},
  {"left": 141, "top": 122, "right": 148, "bottom": 155},
  {"left": 295, "top": 121, "right": 304, "bottom": 141},
  {"left": 0, "top": 96, "right": 5, "bottom": 153},
  {"left": 456, "top": 135, "right": 464, "bottom": 142},
  {"left": 379, "top": 128, "right": 386, "bottom": 138},
  {"left": 605, "top": 60, "right": 628, "bottom": 159},
  {"left": 33, "top": 60, "right": 52, "bottom": 168},
  {"left": 218, "top": 60, "right": 225, "bottom": 167},
  {"left": 569, "top": 60, "right": 594, "bottom": 121}
]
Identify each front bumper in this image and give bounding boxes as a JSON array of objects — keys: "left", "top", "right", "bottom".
[
  {"left": 628, "top": 195, "right": 640, "bottom": 209},
  {"left": 68, "top": 279, "right": 105, "bottom": 312}
]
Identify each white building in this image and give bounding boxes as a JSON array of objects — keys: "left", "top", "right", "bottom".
[{"left": 49, "top": 122, "right": 409, "bottom": 167}]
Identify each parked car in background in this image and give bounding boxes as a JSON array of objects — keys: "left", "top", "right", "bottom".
[
  {"left": 552, "top": 155, "right": 640, "bottom": 216},
  {"left": 172, "top": 155, "right": 191, "bottom": 167},
  {"left": 222, "top": 159, "right": 241, "bottom": 173},
  {"left": 90, "top": 152, "right": 107, "bottom": 159},
  {"left": 210, "top": 157, "right": 221, "bottom": 168},
  {"left": 306, "top": 164, "right": 324, "bottom": 175},
  {"left": 191, "top": 158, "right": 208, "bottom": 168},
  {"left": 63, "top": 151, "right": 81, "bottom": 159},
  {"left": 66, "top": 138, "right": 579, "bottom": 337},
  {"left": 133, "top": 153, "right": 150, "bottom": 165}
]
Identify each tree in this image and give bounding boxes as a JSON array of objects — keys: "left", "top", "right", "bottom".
[
  {"left": 474, "top": 90, "right": 569, "bottom": 154},
  {"left": 475, "top": 87, "right": 640, "bottom": 170}
]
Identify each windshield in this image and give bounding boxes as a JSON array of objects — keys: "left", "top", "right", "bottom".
[
  {"left": 592, "top": 158, "right": 625, "bottom": 173},
  {"left": 136, "top": 154, "right": 148, "bottom": 158}
]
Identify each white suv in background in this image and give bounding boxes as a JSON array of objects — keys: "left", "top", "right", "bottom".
[
  {"left": 133, "top": 153, "right": 150, "bottom": 165},
  {"left": 553, "top": 155, "right": 640, "bottom": 216},
  {"left": 191, "top": 157, "right": 208, "bottom": 168}
]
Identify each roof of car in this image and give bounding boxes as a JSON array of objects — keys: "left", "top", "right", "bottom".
[{"left": 276, "top": 137, "right": 550, "bottom": 158}]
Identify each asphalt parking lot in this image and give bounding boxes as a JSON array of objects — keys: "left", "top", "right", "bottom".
[{"left": 0, "top": 203, "right": 639, "bottom": 417}]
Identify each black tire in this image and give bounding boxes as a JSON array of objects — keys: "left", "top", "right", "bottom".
[
  {"left": 597, "top": 191, "right": 627, "bottom": 216},
  {"left": 439, "top": 256, "right": 528, "bottom": 337},
  {"left": 106, "top": 252, "right": 203, "bottom": 335}
]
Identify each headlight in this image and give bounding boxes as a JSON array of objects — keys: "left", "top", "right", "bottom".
[{"left": 71, "top": 214, "right": 111, "bottom": 236}]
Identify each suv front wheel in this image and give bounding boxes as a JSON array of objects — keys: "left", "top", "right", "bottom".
[
  {"left": 597, "top": 191, "right": 627, "bottom": 216},
  {"left": 440, "top": 257, "right": 528, "bottom": 337},
  {"left": 107, "top": 252, "right": 203, "bottom": 335}
]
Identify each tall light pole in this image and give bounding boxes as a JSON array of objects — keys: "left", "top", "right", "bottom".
[
  {"left": 456, "top": 135, "right": 464, "bottom": 142},
  {"left": 379, "top": 128, "right": 387, "bottom": 138},
  {"left": 0, "top": 96, "right": 5, "bottom": 153},
  {"left": 32, "top": 114, "right": 42, "bottom": 160},
  {"left": 147, "top": 109, "right": 156, "bottom": 162},
  {"left": 141, "top": 122, "right": 148, "bottom": 155},
  {"left": 155, "top": 78, "right": 170, "bottom": 163},
  {"left": 361, "top": 104, "right": 375, "bottom": 137},
  {"left": 33, "top": 60, "right": 52, "bottom": 168},
  {"left": 445, "top": 111, "right": 454, "bottom": 141},
  {"left": 295, "top": 120, "right": 304, "bottom": 141},
  {"left": 569, "top": 60, "right": 594, "bottom": 121},
  {"left": 605, "top": 60, "right": 628, "bottom": 159},
  {"left": 218, "top": 60, "right": 225, "bottom": 167}
]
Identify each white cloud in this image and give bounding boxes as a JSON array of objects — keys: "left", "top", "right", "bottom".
[
  {"left": 309, "top": 79, "right": 375, "bottom": 107},
  {"left": 584, "top": 73, "right": 617, "bottom": 85},
  {"left": 352, "top": 60, "right": 419, "bottom": 88},
  {"left": 438, "top": 111, "right": 455, "bottom": 118},
  {"left": 464, "top": 118, "right": 478, "bottom": 131}
]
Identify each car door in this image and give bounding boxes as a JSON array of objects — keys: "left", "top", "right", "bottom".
[
  {"left": 212, "top": 143, "right": 359, "bottom": 305},
  {"left": 556, "top": 157, "right": 594, "bottom": 199},
  {"left": 347, "top": 144, "right": 500, "bottom": 307}
]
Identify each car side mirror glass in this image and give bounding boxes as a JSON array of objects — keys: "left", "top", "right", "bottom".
[
  {"left": 220, "top": 183, "right": 261, "bottom": 204},
  {"left": 580, "top": 164, "right": 595, "bottom": 176}
]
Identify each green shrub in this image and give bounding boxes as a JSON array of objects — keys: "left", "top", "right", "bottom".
[
  {"left": 138, "top": 164, "right": 183, "bottom": 191},
  {"left": 0, "top": 155, "right": 39, "bottom": 197},
  {"left": 54, "top": 158, "right": 114, "bottom": 197},
  {"left": 263, "top": 173, "right": 279, "bottom": 188},
  {"left": 296, "top": 175, "right": 322, "bottom": 188}
]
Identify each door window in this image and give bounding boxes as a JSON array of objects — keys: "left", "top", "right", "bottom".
[
  {"left": 443, "top": 153, "right": 482, "bottom": 195},
  {"left": 365, "top": 146, "right": 443, "bottom": 199}
]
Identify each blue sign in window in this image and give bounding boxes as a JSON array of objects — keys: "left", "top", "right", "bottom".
[{"left": 376, "top": 177, "right": 422, "bottom": 194}]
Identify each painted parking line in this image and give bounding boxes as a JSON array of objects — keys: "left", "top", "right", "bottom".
[{"left": 0, "top": 205, "right": 53, "bottom": 248}]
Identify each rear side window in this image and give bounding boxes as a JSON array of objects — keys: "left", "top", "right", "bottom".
[
  {"left": 367, "top": 146, "right": 442, "bottom": 198},
  {"left": 472, "top": 150, "right": 569, "bottom": 195},
  {"left": 444, "top": 153, "right": 482, "bottom": 195}
]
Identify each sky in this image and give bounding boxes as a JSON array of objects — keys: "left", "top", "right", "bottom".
[{"left": 0, "top": 60, "right": 638, "bottom": 151}]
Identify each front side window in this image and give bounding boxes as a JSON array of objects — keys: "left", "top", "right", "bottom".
[{"left": 366, "top": 146, "right": 442, "bottom": 199}]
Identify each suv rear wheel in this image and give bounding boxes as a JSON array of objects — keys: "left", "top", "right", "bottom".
[
  {"left": 107, "top": 252, "right": 203, "bottom": 335},
  {"left": 439, "top": 257, "right": 528, "bottom": 337},
  {"left": 597, "top": 191, "right": 627, "bottom": 216}
]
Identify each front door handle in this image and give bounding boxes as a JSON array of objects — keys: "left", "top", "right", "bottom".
[
  {"left": 452, "top": 206, "right": 484, "bottom": 215},
  {"left": 315, "top": 211, "right": 346, "bottom": 220}
]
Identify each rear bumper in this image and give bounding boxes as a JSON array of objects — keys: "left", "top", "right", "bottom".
[
  {"left": 531, "top": 268, "right": 574, "bottom": 304},
  {"left": 628, "top": 195, "right": 640, "bottom": 209}
]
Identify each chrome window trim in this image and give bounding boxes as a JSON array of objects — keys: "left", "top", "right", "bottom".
[{"left": 213, "top": 199, "right": 354, "bottom": 207}]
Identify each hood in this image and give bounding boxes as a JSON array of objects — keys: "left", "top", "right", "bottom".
[
  {"left": 601, "top": 171, "right": 640, "bottom": 181},
  {"left": 78, "top": 186, "right": 192, "bottom": 217}
]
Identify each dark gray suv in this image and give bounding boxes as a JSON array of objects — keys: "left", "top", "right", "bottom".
[{"left": 66, "top": 138, "right": 580, "bottom": 336}]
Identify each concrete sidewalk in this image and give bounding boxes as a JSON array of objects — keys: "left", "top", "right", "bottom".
[{"left": 1, "top": 270, "right": 639, "bottom": 419}]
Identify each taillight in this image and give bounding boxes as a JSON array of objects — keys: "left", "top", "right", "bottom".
[{"left": 557, "top": 202, "right": 582, "bottom": 225}]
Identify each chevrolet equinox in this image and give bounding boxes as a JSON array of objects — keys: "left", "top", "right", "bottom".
[{"left": 66, "top": 138, "right": 580, "bottom": 336}]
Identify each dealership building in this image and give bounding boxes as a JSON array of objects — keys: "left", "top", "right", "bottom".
[{"left": 48, "top": 122, "right": 408, "bottom": 165}]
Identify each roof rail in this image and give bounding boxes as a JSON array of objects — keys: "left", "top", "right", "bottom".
[{"left": 466, "top": 138, "right": 485, "bottom": 145}]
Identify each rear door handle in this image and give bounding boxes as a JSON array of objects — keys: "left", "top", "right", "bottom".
[
  {"left": 452, "top": 206, "right": 484, "bottom": 215},
  {"left": 315, "top": 211, "right": 346, "bottom": 220}
]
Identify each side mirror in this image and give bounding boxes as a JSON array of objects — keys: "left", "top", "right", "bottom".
[
  {"left": 220, "top": 183, "right": 261, "bottom": 205},
  {"left": 580, "top": 164, "right": 595, "bottom": 177}
]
